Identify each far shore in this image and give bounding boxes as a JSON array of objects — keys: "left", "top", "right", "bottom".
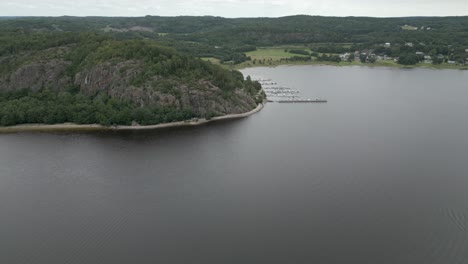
[
  {"left": 0, "top": 103, "right": 264, "bottom": 133},
  {"left": 235, "top": 60, "right": 468, "bottom": 71}
]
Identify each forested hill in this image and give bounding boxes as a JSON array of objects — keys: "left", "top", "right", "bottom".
[
  {"left": 2, "top": 16, "right": 468, "bottom": 43},
  {"left": 0, "top": 33, "right": 263, "bottom": 127},
  {"left": 2, "top": 15, "right": 467, "bottom": 64}
]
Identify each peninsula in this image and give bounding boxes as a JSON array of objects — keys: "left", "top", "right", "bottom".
[{"left": 0, "top": 34, "right": 265, "bottom": 130}]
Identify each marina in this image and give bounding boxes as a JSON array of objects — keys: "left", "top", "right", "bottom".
[{"left": 256, "top": 78, "right": 327, "bottom": 103}]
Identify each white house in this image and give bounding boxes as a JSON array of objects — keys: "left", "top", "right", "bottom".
[
  {"left": 405, "top": 42, "right": 413, "bottom": 47},
  {"left": 339, "top": 53, "right": 350, "bottom": 61},
  {"left": 416, "top": 52, "right": 424, "bottom": 55},
  {"left": 384, "top": 43, "right": 391, "bottom": 48}
]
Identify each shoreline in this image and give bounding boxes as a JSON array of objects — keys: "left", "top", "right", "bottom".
[
  {"left": 0, "top": 103, "right": 264, "bottom": 133},
  {"left": 236, "top": 61, "right": 468, "bottom": 71}
]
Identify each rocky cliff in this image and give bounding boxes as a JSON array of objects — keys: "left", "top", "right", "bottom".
[
  {"left": 73, "top": 61, "right": 257, "bottom": 117},
  {"left": 0, "top": 40, "right": 261, "bottom": 119}
]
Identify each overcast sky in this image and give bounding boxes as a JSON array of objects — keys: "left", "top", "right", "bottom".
[{"left": 1, "top": 0, "right": 468, "bottom": 17}]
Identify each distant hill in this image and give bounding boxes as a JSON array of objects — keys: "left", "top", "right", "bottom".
[
  {"left": 1, "top": 15, "right": 467, "bottom": 64},
  {"left": 1, "top": 15, "right": 468, "bottom": 44}
]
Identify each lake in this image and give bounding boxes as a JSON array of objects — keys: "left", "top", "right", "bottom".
[{"left": 1, "top": 65, "right": 468, "bottom": 264}]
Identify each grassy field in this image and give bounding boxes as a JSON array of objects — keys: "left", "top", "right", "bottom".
[
  {"left": 235, "top": 47, "right": 312, "bottom": 68},
  {"left": 401, "top": 25, "right": 418, "bottom": 30},
  {"left": 246, "top": 47, "right": 309, "bottom": 60},
  {"left": 201, "top": 57, "right": 221, "bottom": 64}
]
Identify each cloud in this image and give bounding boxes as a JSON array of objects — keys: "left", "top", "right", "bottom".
[{"left": 1, "top": 0, "right": 467, "bottom": 17}]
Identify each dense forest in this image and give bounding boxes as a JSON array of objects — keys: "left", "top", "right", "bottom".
[
  {"left": 0, "top": 89, "right": 196, "bottom": 126},
  {"left": 1, "top": 15, "right": 468, "bottom": 64}
]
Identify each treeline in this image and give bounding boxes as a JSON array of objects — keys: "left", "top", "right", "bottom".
[
  {"left": 0, "top": 89, "right": 195, "bottom": 127},
  {"left": 284, "top": 56, "right": 312, "bottom": 62},
  {"left": 287, "top": 49, "right": 310, "bottom": 55},
  {"left": 317, "top": 54, "right": 341, "bottom": 62}
]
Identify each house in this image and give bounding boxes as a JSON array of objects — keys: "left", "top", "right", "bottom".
[
  {"left": 384, "top": 43, "right": 391, "bottom": 48},
  {"left": 415, "top": 52, "right": 424, "bottom": 55},
  {"left": 424, "top": 55, "right": 432, "bottom": 60},
  {"left": 424, "top": 60, "right": 432, "bottom": 64},
  {"left": 438, "top": 54, "right": 445, "bottom": 59},
  {"left": 339, "top": 53, "right": 350, "bottom": 61},
  {"left": 448, "top": 61, "right": 456, "bottom": 64},
  {"left": 465, "top": 49, "right": 468, "bottom": 53},
  {"left": 405, "top": 42, "right": 413, "bottom": 47}
]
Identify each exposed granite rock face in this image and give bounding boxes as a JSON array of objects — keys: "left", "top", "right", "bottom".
[
  {"left": 74, "top": 61, "right": 256, "bottom": 116},
  {"left": 0, "top": 57, "right": 257, "bottom": 116},
  {"left": 0, "top": 59, "right": 71, "bottom": 92},
  {"left": 74, "top": 60, "right": 144, "bottom": 97}
]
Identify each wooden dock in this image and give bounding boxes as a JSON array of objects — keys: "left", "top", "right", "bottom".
[
  {"left": 253, "top": 77, "right": 327, "bottom": 104},
  {"left": 276, "top": 99, "right": 327, "bottom": 103}
]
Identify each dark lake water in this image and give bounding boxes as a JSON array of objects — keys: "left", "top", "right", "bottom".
[{"left": 1, "top": 65, "right": 468, "bottom": 264}]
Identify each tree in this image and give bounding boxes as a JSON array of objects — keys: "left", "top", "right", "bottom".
[
  {"left": 432, "top": 57, "right": 443, "bottom": 65},
  {"left": 398, "top": 53, "right": 420, "bottom": 65},
  {"left": 359, "top": 54, "right": 367, "bottom": 63}
]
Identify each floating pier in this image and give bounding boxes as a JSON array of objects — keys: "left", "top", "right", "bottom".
[
  {"left": 252, "top": 77, "right": 327, "bottom": 103},
  {"left": 277, "top": 99, "right": 328, "bottom": 103}
]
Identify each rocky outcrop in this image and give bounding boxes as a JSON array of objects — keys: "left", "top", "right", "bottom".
[
  {"left": 74, "top": 61, "right": 256, "bottom": 116},
  {"left": 0, "top": 59, "right": 71, "bottom": 92},
  {"left": 0, "top": 56, "right": 257, "bottom": 117}
]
